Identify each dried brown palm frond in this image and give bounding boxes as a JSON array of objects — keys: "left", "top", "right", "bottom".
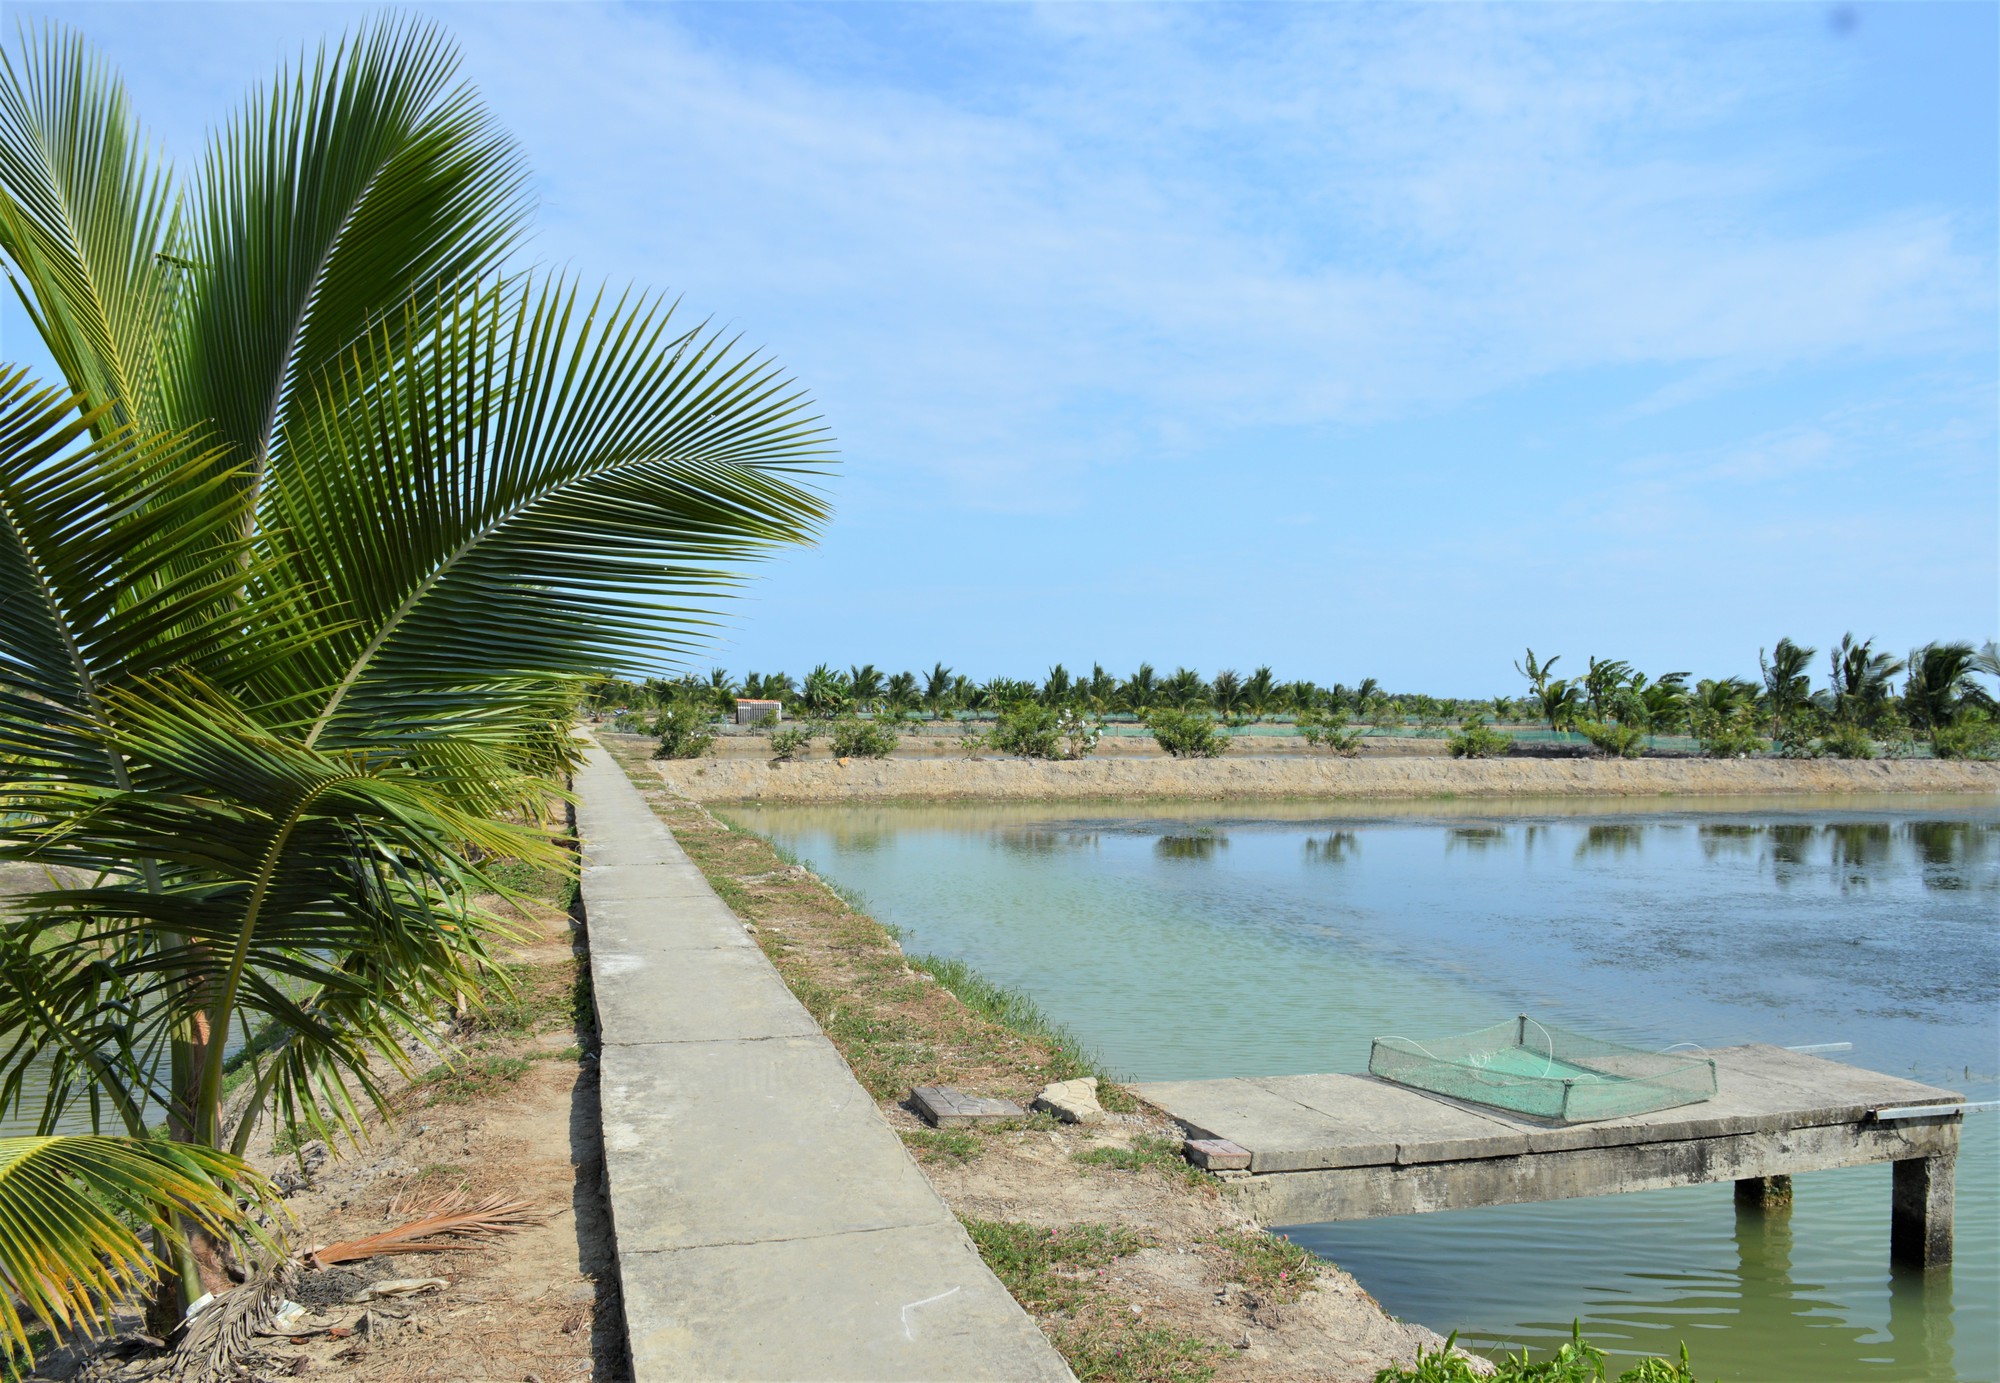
[
  {"left": 305, "top": 1191, "right": 542, "bottom": 1266},
  {"left": 122, "top": 1259, "right": 294, "bottom": 1383}
]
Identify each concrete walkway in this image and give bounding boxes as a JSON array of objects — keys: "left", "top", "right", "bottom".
[{"left": 574, "top": 742, "right": 1072, "bottom": 1382}]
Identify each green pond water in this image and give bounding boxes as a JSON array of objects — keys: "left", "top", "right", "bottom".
[{"left": 725, "top": 793, "right": 1999, "bottom": 1383}]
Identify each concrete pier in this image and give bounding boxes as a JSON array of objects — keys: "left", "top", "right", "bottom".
[
  {"left": 1136, "top": 1044, "right": 1963, "bottom": 1270},
  {"left": 574, "top": 742, "right": 1073, "bottom": 1381}
]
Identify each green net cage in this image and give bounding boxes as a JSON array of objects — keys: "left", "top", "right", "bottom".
[{"left": 1368, "top": 1015, "right": 1718, "bottom": 1123}]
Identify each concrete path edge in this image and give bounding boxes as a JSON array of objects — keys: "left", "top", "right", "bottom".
[{"left": 574, "top": 740, "right": 1073, "bottom": 1382}]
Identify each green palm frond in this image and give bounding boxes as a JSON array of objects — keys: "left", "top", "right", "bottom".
[
  {"left": 171, "top": 14, "right": 529, "bottom": 491},
  {"left": 3, "top": 672, "right": 547, "bottom": 1146},
  {"left": 0, "top": 369, "right": 254, "bottom": 780},
  {"left": 0, "top": 22, "right": 181, "bottom": 435},
  {"left": 254, "top": 277, "right": 829, "bottom": 749},
  {"left": 0, "top": 1134, "right": 269, "bottom": 1367}
]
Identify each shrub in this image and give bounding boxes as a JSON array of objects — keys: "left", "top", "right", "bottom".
[
  {"left": 1298, "top": 711, "right": 1363, "bottom": 756},
  {"left": 1818, "top": 721, "right": 1874, "bottom": 760},
  {"left": 1934, "top": 712, "right": 2000, "bottom": 761},
  {"left": 988, "top": 704, "right": 1102, "bottom": 759},
  {"left": 768, "top": 725, "right": 812, "bottom": 760},
  {"left": 1447, "top": 717, "right": 1511, "bottom": 759},
  {"left": 1576, "top": 718, "right": 1645, "bottom": 759},
  {"left": 987, "top": 704, "right": 1061, "bottom": 757},
  {"left": 1772, "top": 705, "right": 1826, "bottom": 759},
  {"left": 1692, "top": 709, "right": 1767, "bottom": 759},
  {"left": 1146, "top": 708, "right": 1227, "bottom": 758},
  {"left": 652, "top": 703, "right": 717, "bottom": 759},
  {"left": 830, "top": 715, "right": 898, "bottom": 759}
]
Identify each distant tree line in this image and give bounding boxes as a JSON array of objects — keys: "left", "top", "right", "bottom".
[{"left": 588, "top": 637, "right": 2000, "bottom": 760}]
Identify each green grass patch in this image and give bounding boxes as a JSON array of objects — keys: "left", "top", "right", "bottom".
[
  {"left": 1208, "top": 1229, "right": 1318, "bottom": 1302},
  {"left": 961, "top": 1218, "right": 1148, "bottom": 1314},
  {"left": 1058, "top": 1319, "right": 1219, "bottom": 1383},
  {"left": 900, "top": 1128, "right": 984, "bottom": 1165},
  {"left": 481, "top": 857, "right": 576, "bottom": 905},
  {"left": 419, "top": 1055, "right": 531, "bottom": 1105},
  {"left": 1073, "top": 1135, "right": 1219, "bottom": 1190},
  {"left": 913, "top": 953, "right": 1127, "bottom": 1095},
  {"left": 532, "top": 1043, "right": 584, "bottom": 1062}
]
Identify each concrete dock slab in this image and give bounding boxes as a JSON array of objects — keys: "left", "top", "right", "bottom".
[
  {"left": 575, "top": 741, "right": 1073, "bottom": 1382},
  {"left": 1135, "top": 1044, "right": 1966, "bottom": 1267}
]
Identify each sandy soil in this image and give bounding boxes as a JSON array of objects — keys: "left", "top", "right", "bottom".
[
  {"left": 638, "top": 742, "right": 1998, "bottom": 804},
  {"left": 599, "top": 737, "right": 1474, "bottom": 1382}
]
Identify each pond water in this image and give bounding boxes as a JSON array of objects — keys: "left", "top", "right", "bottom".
[{"left": 726, "top": 794, "right": 2000, "bottom": 1383}]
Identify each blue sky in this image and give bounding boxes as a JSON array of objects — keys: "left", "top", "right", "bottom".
[{"left": 9, "top": 2, "right": 1997, "bottom": 694}]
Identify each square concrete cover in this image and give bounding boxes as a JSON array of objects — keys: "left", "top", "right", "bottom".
[
  {"left": 582, "top": 860, "right": 728, "bottom": 901},
  {"left": 620, "top": 1221, "right": 1074, "bottom": 1383},
  {"left": 599, "top": 1038, "right": 952, "bottom": 1253},
  {"left": 591, "top": 943, "right": 820, "bottom": 1046},
  {"left": 584, "top": 892, "right": 755, "bottom": 953}
]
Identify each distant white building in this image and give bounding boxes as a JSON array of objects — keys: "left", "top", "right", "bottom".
[{"left": 736, "top": 699, "right": 782, "bottom": 725}]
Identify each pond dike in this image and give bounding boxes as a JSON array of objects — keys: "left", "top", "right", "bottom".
[
  {"left": 652, "top": 753, "right": 1999, "bottom": 804},
  {"left": 573, "top": 741, "right": 1073, "bottom": 1382}
]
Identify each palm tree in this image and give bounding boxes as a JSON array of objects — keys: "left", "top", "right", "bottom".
[
  {"left": 1825, "top": 635, "right": 1903, "bottom": 727},
  {"left": 1, "top": 18, "right": 827, "bottom": 1308},
  {"left": 1903, "top": 642, "right": 1977, "bottom": 735},
  {"left": 1040, "top": 663, "right": 1073, "bottom": 706},
  {"left": 1582, "top": 656, "right": 1634, "bottom": 719},
  {"left": 1514, "top": 649, "right": 1560, "bottom": 697},
  {"left": 1535, "top": 679, "right": 1585, "bottom": 732},
  {"left": 847, "top": 663, "right": 885, "bottom": 711},
  {"left": 1210, "top": 669, "right": 1244, "bottom": 720},
  {"left": 1083, "top": 663, "right": 1117, "bottom": 713},
  {"left": 1638, "top": 673, "right": 1691, "bottom": 735},
  {"left": 1243, "top": 666, "right": 1276, "bottom": 720},
  {"left": 1160, "top": 666, "right": 1207, "bottom": 709},
  {"left": 1969, "top": 641, "right": 2000, "bottom": 716},
  {"left": 1759, "top": 639, "right": 1816, "bottom": 737},
  {"left": 801, "top": 663, "right": 852, "bottom": 715},
  {"left": 884, "top": 670, "right": 919, "bottom": 714},
  {"left": 1118, "top": 663, "right": 1159, "bottom": 714},
  {"left": 923, "top": 662, "right": 954, "bottom": 716}
]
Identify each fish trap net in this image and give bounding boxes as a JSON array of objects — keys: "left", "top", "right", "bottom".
[{"left": 1369, "top": 1015, "right": 1717, "bottom": 1123}]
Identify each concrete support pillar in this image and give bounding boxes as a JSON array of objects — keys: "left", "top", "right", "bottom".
[
  {"left": 1734, "top": 1175, "right": 1792, "bottom": 1211},
  {"left": 1891, "top": 1154, "right": 1954, "bottom": 1270}
]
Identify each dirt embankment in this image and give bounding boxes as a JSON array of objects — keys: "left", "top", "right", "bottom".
[{"left": 646, "top": 749, "right": 1999, "bottom": 805}]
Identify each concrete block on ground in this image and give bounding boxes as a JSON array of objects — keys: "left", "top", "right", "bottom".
[
  {"left": 1185, "top": 1138, "right": 1252, "bottom": 1171},
  {"left": 913, "top": 1086, "right": 1025, "bottom": 1128},
  {"left": 1033, "top": 1077, "right": 1103, "bottom": 1125}
]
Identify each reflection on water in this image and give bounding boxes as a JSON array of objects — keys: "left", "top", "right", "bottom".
[
  {"left": 730, "top": 793, "right": 2000, "bottom": 1383},
  {"left": 1306, "top": 831, "right": 1360, "bottom": 863},
  {"left": 1156, "top": 830, "right": 1227, "bottom": 861}
]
